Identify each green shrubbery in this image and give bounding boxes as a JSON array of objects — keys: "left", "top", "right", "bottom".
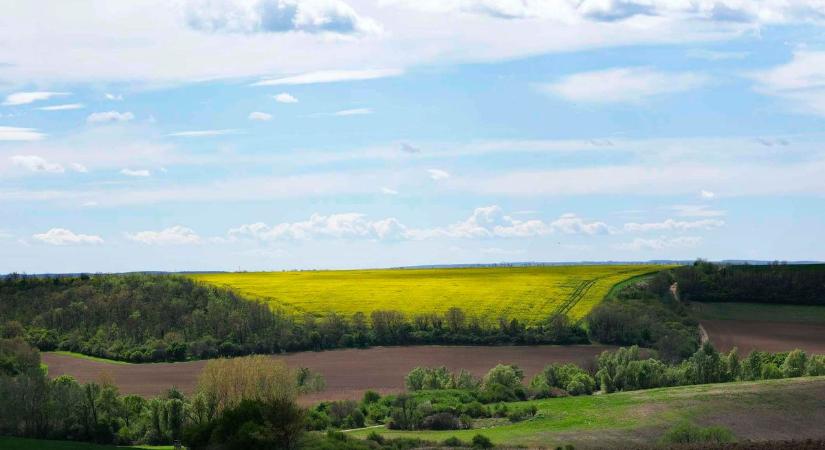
[{"left": 661, "top": 422, "right": 735, "bottom": 445}]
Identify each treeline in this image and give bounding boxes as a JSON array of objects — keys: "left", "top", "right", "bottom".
[
  {"left": 672, "top": 260, "right": 825, "bottom": 305},
  {"left": 341, "top": 342, "right": 825, "bottom": 434},
  {"left": 0, "top": 273, "right": 586, "bottom": 363},
  {"left": 0, "top": 339, "right": 483, "bottom": 449},
  {"left": 586, "top": 270, "right": 700, "bottom": 361}
]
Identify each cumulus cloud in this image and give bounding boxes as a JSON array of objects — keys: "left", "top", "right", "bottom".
[
  {"left": 70, "top": 163, "right": 88, "bottom": 173},
  {"left": 700, "top": 190, "right": 716, "bottom": 199},
  {"left": 32, "top": 228, "right": 103, "bottom": 245},
  {"left": 670, "top": 204, "right": 726, "bottom": 217},
  {"left": 381, "top": 187, "right": 398, "bottom": 195},
  {"left": 0, "top": 126, "right": 45, "bottom": 141},
  {"left": 540, "top": 67, "right": 707, "bottom": 103},
  {"left": 86, "top": 111, "right": 135, "bottom": 123},
  {"left": 615, "top": 235, "right": 702, "bottom": 251},
  {"left": 229, "top": 213, "right": 408, "bottom": 241},
  {"left": 38, "top": 103, "right": 85, "bottom": 111},
  {"left": 3, "top": 91, "right": 69, "bottom": 106},
  {"left": 105, "top": 93, "right": 123, "bottom": 101},
  {"left": 623, "top": 218, "right": 725, "bottom": 232},
  {"left": 274, "top": 92, "right": 298, "bottom": 103},
  {"left": 126, "top": 226, "right": 201, "bottom": 245},
  {"left": 120, "top": 168, "right": 151, "bottom": 177},
  {"left": 248, "top": 111, "right": 273, "bottom": 121},
  {"left": 253, "top": 69, "right": 402, "bottom": 86},
  {"left": 428, "top": 168, "right": 450, "bottom": 180},
  {"left": 11, "top": 155, "right": 64, "bottom": 173},
  {"left": 185, "top": 0, "right": 382, "bottom": 35}
]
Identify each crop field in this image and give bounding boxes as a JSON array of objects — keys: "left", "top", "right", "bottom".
[
  {"left": 189, "top": 265, "right": 666, "bottom": 323},
  {"left": 348, "top": 376, "right": 825, "bottom": 447}
]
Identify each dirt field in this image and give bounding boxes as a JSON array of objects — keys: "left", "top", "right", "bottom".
[
  {"left": 41, "top": 345, "right": 614, "bottom": 403},
  {"left": 702, "top": 319, "right": 825, "bottom": 355}
]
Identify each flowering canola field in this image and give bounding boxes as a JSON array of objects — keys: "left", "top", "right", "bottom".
[{"left": 189, "top": 265, "right": 667, "bottom": 323}]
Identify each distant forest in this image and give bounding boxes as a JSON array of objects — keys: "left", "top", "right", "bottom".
[
  {"left": 0, "top": 274, "right": 587, "bottom": 362},
  {"left": 672, "top": 261, "right": 825, "bottom": 305}
]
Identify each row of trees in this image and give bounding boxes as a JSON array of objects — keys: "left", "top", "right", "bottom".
[
  {"left": 672, "top": 260, "right": 825, "bottom": 305},
  {"left": 0, "top": 274, "right": 587, "bottom": 363}
]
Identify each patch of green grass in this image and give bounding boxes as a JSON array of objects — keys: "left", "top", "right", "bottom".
[
  {"left": 692, "top": 302, "right": 825, "bottom": 323},
  {"left": 0, "top": 437, "right": 172, "bottom": 450},
  {"left": 347, "top": 376, "right": 825, "bottom": 447},
  {"left": 48, "top": 351, "right": 132, "bottom": 365}
]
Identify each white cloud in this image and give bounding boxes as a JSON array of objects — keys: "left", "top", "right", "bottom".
[
  {"left": 0, "top": 126, "right": 45, "bottom": 141},
  {"left": 184, "top": 0, "right": 382, "bottom": 36},
  {"left": 752, "top": 51, "right": 825, "bottom": 116},
  {"left": 333, "top": 107, "right": 372, "bottom": 116},
  {"left": 126, "top": 226, "right": 201, "bottom": 245},
  {"left": 3, "top": 91, "right": 68, "bottom": 106},
  {"left": 70, "top": 162, "right": 88, "bottom": 173},
  {"left": 168, "top": 129, "right": 240, "bottom": 137},
  {"left": 687, "top": 49, "right": 749, "bottom": 61},
  {"left": 38, "top": 103, "right": 85, "bottom": 111},
  {"left": 700, "top": 189, "right": 716, "bottom": 199},
  {"left": 120, "top": 168, "right": 151, "bottom": 177},
  {"left": 428, "top": 168, "right": 450, "bottom": 180},
  {"left": 248, "top": 111, "right": 273, "bottom": 121},
  {"left": 32, "top": 228, "right": 103, "bottom": 245},
  {"left": 670, "top": 205, "right": 726, "bottom": 217},
  {"left": 11, "top": 155, "right": 64, "bottom": 173},
  {"left": 623, "top": 218, "right": 725, "bottom": 232},
  {"left": 253, "top": 69, "right": 402, "bottom": 86},
  {"left": 274, "top": 92, "right": 298, "bottom": 103},
  {"left": 615, "top": 235, "right": 702, "bottom": 251},
  {"left": 104, "top": 93, "right": 123, "bottom": 100},
  {"left": 540, "top": 67, "right": 707, "bottom": 103},
  {"left": 550, "top": 213, "right": 613, "bottom": 235},
  {"left": 229, "top": 213, "right": 407, "bottom": 241},
  {"left": 381, "top": 186, "right": 398, "bottom": 195},
  {"left": 86, "top": 111, "right": 135, "bottom": 123}
]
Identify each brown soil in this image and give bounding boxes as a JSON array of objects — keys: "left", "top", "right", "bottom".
[
  {"left": 41, "top": 344, "right": 614, "bottom": 403},
  {"left": 702, "top": 320, "right": 825, "bottom": 354}
]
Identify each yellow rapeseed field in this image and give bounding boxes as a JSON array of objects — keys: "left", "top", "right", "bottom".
[{"left": 189, "top": 265, "right": 667, "bottom": 323}]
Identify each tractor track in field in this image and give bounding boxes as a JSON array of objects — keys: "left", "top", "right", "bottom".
[{"left": 550, "top": 279, "right": 596, "bottom": 320}]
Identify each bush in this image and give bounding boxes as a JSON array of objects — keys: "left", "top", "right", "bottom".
[
  {"left": 761, "top": 362, "right": 782, "bottom": 380},
  {"left": 421, "top": 412, "right": 461, "bottom": 430},
  {"left": 443, "top": 436, "right": 466, "bottom": 447},
  {"left": 472, "top": 434, "right": 494, "bottom": 448},
  {"left": 365, "top": 431, "right": 385, "bottom": 444},
  {"left": 462, "top": 401, "right": 489, "bottom": 418},
  {"left": 661, "top": 422, "right": 735, "bottom": 444},
  {"left": 781, "top": 349, "right": 807, "bottom": 378},
  {"left": 507, "top": 405, "right": 537, "bottom": 423}
]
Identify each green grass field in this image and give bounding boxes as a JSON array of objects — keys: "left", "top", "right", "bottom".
[
  {"left": 692, "top": 302, "right": 825, "bottom": 323},
  {"left": 347, "top": 376, "right": 825, "bottom": 447},
  {"left": 189, "top": 265, "right": 667, "bottom": 323},
  {"left": 48, "top": 351, "right": 133, "bottom": 365},
  {"left": 0, "top": 437, "right": 171, "bottom": 450}
]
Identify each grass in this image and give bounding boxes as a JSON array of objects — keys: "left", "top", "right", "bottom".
[
  {"left": 190, "top": 265, "right": 669, "bottom": 323},
  {"left": 0, "top": 437, "right": 172, "bottom": 450},
  {"left": 49, "top": 351, "right": 132, "bottom": 365},
  {"left": 347, "top": 376, "right": 825, "bottom": 447},
  {"left": 692, "top": 302, "right": 825, "bottom": 323}
]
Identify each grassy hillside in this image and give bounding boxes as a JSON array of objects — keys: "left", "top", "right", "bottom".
[
  {"left": 347, "top": 376, "right": 825, "bottom": 448},
  {"left": 190, "top": 265, "right": 667, "bottom": 323}
]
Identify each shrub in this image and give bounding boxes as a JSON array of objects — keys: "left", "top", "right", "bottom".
[
  {"left": 366, "top": 431, "right": 385, "bottom": 444},
  {"left": 462, "top": 401, "right": 489, "bottom": 418},
  {"left": 421, "top": 412, "right": 461, "bottom": 430},
  {"left": 761, "top": 362, "right": 782, "bottom": 380},
  {"left": 807, "top": 355, "right": 825, "bottom": 376},
  {"left": 362, "top": 390, "right": 381, "bottom": 404},
  {"left": 507, "top": 405, "right": 537, "bottom": 423},
  {"left": 781, "top": 349, "right": 807, "bottom": 378},
  {"left": 661, "top": 422, "right": 735, "bottom": 444},
  {"left": 472, "top": 434, "right": 494, "bottom": 448},
  {"left": 443, "top": 436, "right": 465, "bottom": 447}
]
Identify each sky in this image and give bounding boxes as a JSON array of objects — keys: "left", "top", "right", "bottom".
[{"left": 2, "top": 0, "right": 825, "bottom": 273}]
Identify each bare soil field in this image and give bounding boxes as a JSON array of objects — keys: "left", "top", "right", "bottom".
[
  {"left": 702, "top": 319, "right": 825, "bottom": 355},
  {"left": 41, "top": 345, "right": 614, "bottom": 403}
]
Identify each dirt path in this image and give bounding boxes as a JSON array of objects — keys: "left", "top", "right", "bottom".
[
  {"left": 41, "top": 345, "right": 615, "bottom": 403},
  {"left": 702, "top": 319, "right": 825, "bottom": 354}
]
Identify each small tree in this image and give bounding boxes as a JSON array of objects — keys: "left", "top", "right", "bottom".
[{"left": 781, "top": 349, "right": 807, "bottom": 378}]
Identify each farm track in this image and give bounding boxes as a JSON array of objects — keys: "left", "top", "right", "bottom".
[{"left": 550, "top": 279, "right": 596, "bottom": 319}]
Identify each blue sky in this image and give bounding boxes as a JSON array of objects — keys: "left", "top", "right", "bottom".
[{"left": 2, "top": 1, "right": 825, "bottom": 273}]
